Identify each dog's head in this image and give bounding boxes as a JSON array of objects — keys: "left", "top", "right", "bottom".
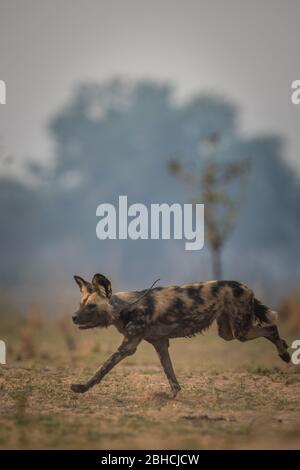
[{"left": 72, "top": 273, "right": 113, "bottom": 329}]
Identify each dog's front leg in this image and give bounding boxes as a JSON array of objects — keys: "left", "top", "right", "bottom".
[{"left": 71, "top": 336, "right": 142, "bottom": 393}]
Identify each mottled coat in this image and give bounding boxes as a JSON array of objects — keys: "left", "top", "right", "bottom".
[{"left": 71, "top": 274, "right": 290, "bottom": 396}]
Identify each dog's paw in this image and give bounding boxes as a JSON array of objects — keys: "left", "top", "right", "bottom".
[
  {"left": 171, "top": 384, "right": 181, "bottom": 398},
  {"left": 71, "top": 383, "right": 88, "bottom": 393},
  {"left": 282, "top": 339, "right": 289, "bottom": 349},
  {"left": 279, "top": 351, "right": 291, "bottom": 363}
]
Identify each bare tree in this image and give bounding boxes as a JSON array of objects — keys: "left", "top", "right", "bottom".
[{"left": 168, "top": 133, "right": 249, "bottom": 279}]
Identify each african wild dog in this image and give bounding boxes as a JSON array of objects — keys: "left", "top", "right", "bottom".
[{"left": 71, "top": 274, "right": 290, "bottom": 396}]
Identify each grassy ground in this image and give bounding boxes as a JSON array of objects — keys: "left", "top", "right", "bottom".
[{"left": 0, "top": 313, "right": 300, "bottom": 449}]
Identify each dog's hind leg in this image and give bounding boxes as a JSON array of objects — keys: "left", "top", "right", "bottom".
[
  {"left": 148, "top": 338, "right": 181, "bottom": 397},
  {"left": 231, "top": 320, "right": 290, "bottom": 363},
  {"left": 217, "top": 314, "right": 234, "bottom": 341}
]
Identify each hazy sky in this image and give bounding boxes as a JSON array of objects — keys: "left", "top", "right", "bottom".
[{"left": 0, "top": 0, "right": 300, "bottom": 180}]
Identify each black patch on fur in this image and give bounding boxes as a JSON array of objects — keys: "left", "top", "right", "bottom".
[
  {"left": 211, "top": 282, "right": 224, "bottom": 296},
  {"left": 121, "top": 307, "right": 147, "bottom": 332},
  {"left": 185, "top": 286, "right": 204, "bottom": 304},
  {"left": 171, "top": 307, "right": 216, "bottom": 338},
  {"left": 162, "top": 298, "right": 186, "bottom": 322},
  {"left": 253, "top": 298, "right": 271, "bottom": 324},
  {"left": 212, "top": 281, "right": 244, "bottom": 298},
  {"left": 227, "top": 281, "right": 244, "bottom": 298},
  {"left": 143, "top": 290, "right": 156, "bottom": 316}
]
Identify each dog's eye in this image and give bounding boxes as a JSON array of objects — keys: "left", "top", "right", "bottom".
[{"left": 86, "top": 304, "right": 96, "bottom": 310}]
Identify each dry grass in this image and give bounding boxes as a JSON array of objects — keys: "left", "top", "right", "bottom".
[{"left": 0, "top": 307, "right": 300, "bottom": 449}]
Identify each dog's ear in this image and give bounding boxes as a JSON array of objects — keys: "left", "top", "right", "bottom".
[
  {"left": 92, "top": 273, "right": 112, "bottom": 298},
  {"left": 73, "top": 275, "right": 93, "bottom": 295}
]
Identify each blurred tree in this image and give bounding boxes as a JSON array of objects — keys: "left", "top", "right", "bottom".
[
  {"left": 0, "top": 79, "right": 300, "bottom": 300},
  {"left": 169, "top": 132, "right": 249, "bottom": 279}
]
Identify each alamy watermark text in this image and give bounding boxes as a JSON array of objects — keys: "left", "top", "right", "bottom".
[
  {"left": 96, "top": 196, "right": 204, "bottom": 251},
  {"left": 0, "top": 340, "right": 6, "bottom": 364},
  {"left": 0, "top": 80, "right": 6, "bottom": 104}
]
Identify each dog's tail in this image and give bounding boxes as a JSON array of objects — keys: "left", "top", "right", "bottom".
[{"left": 253, "top": 297, "right": 278, "bottom": 325}]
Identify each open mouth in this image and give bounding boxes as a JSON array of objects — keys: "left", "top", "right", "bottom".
[{"left": 78, "top": 322, "right": 97, "bottom": 329}]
